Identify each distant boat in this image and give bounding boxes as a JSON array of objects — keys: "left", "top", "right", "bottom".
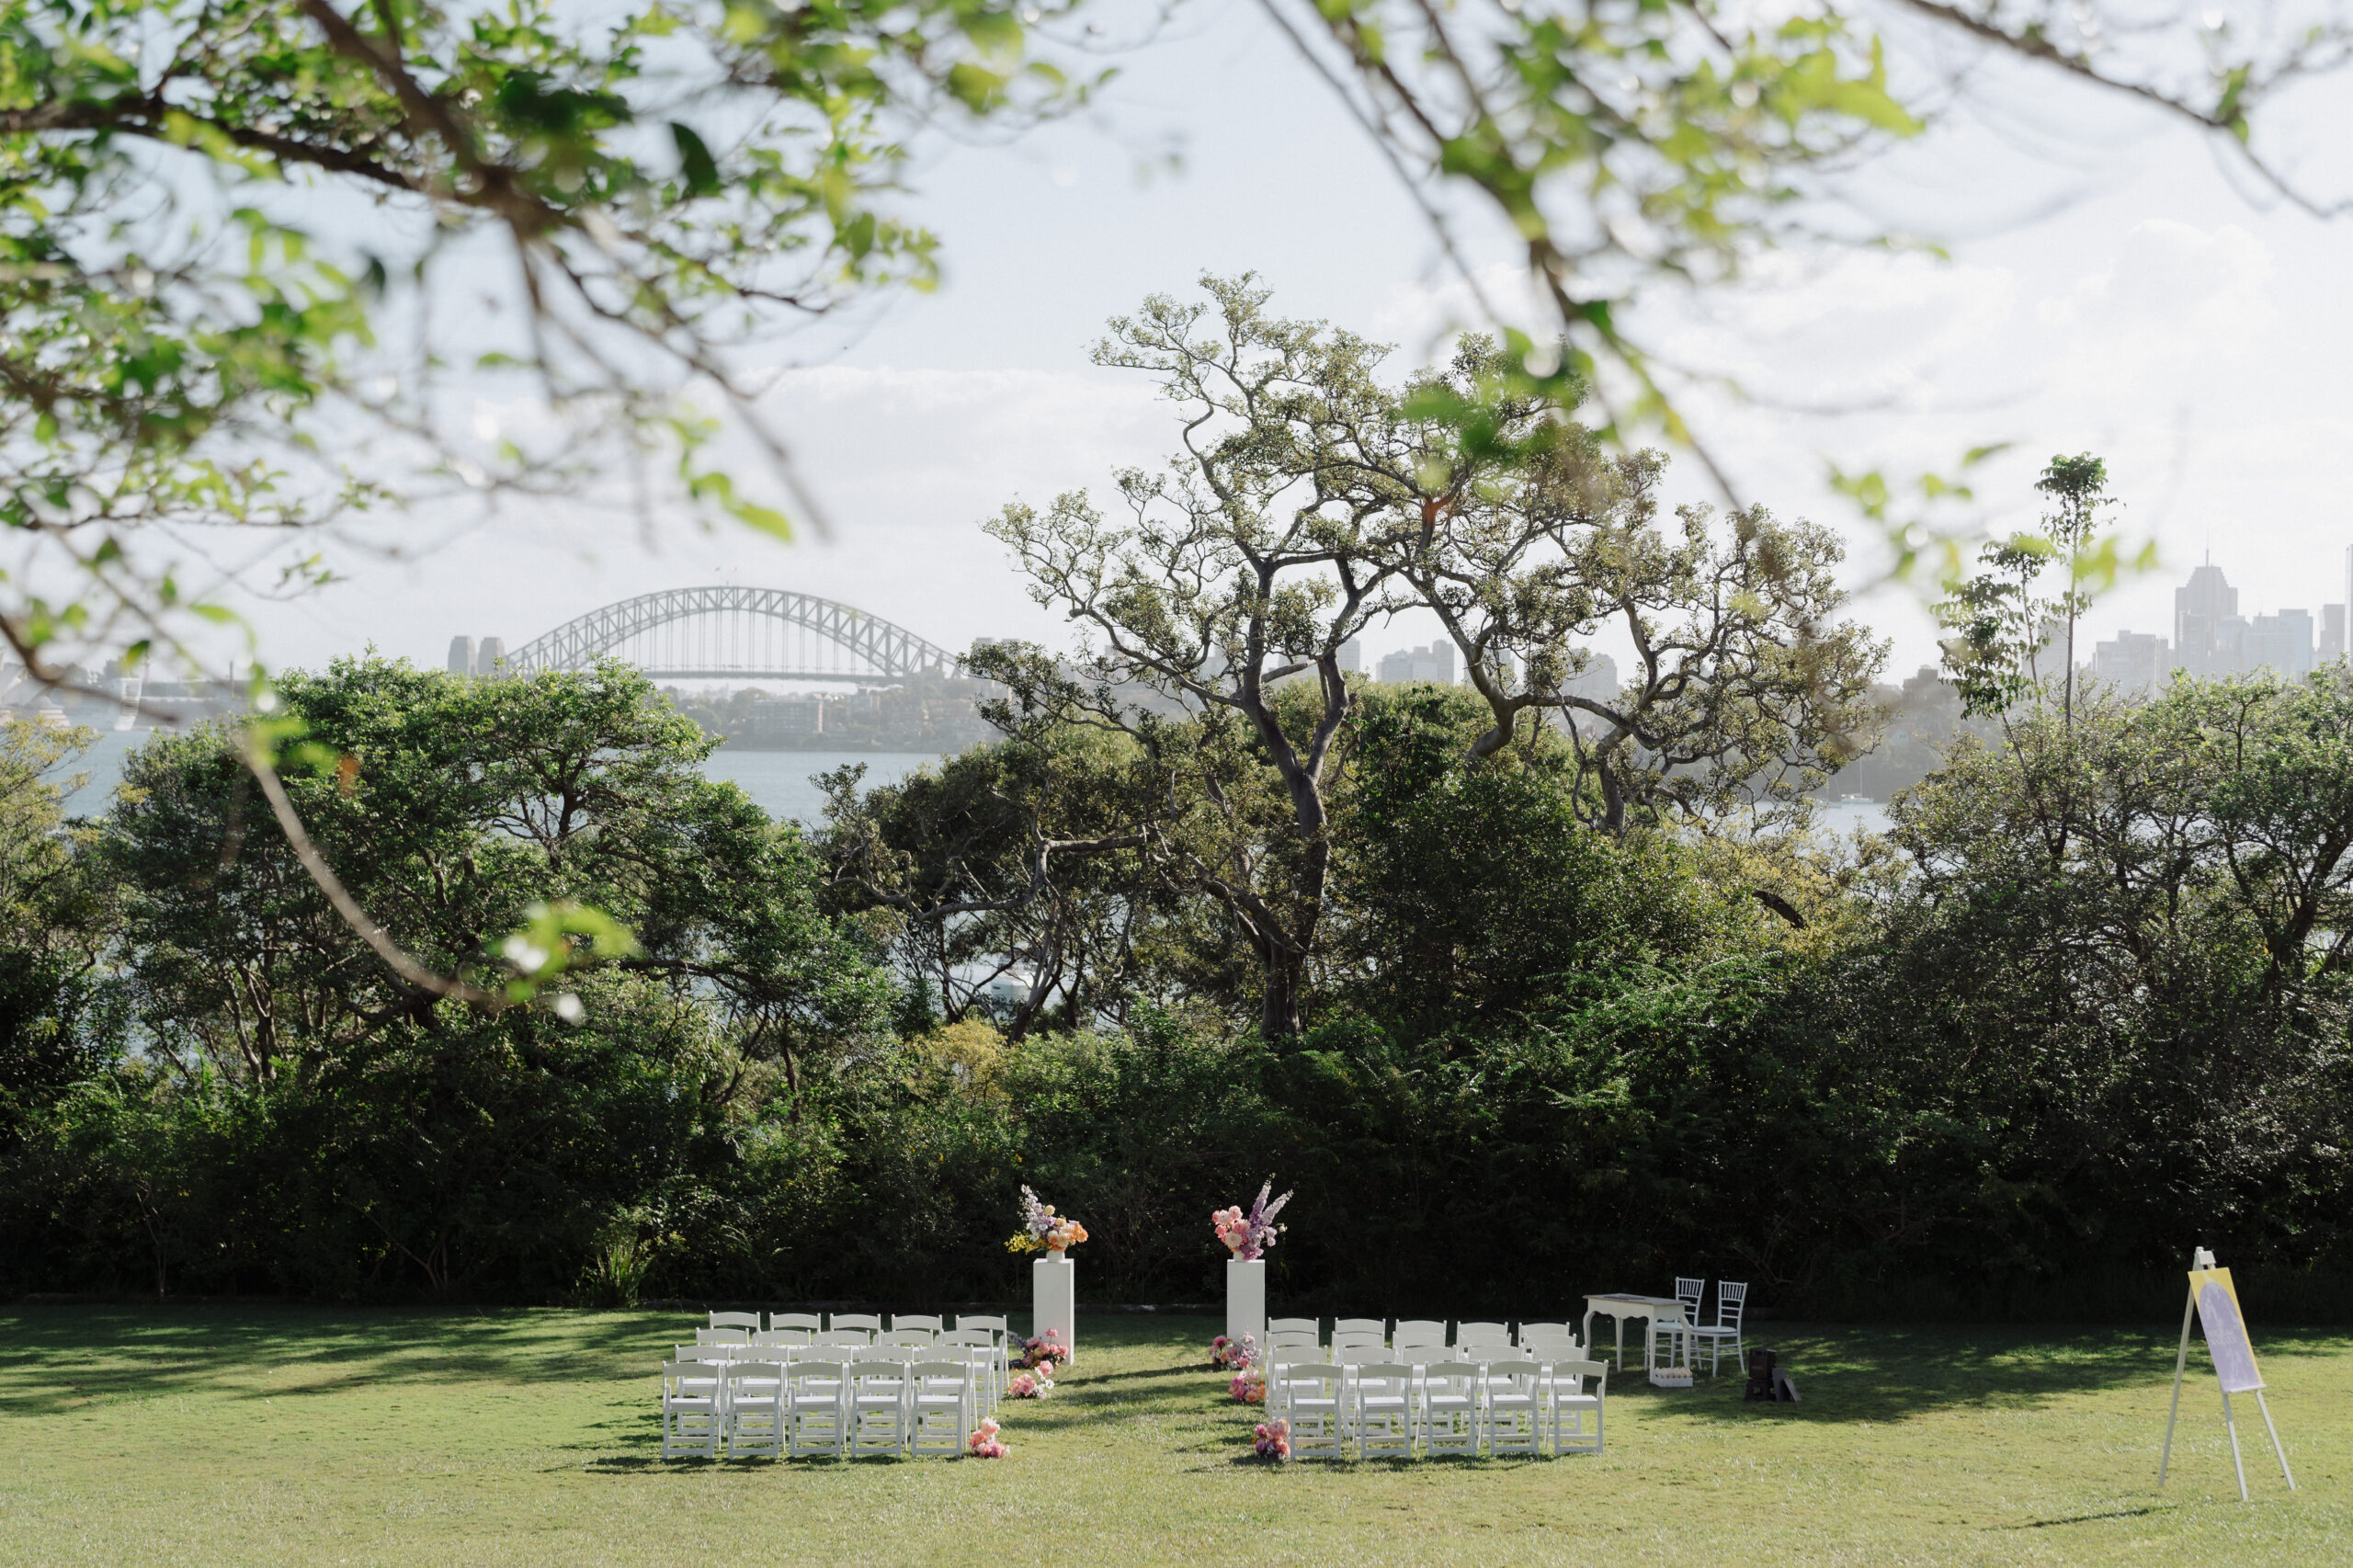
[{"left": 1836, "top": 793, "right": 1875, "bottom": 805}]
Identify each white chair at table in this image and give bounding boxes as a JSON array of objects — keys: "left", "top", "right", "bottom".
[
  {"left": 723, "top": 1360, "right": 786, "bottom": 1459},
  {"left": 1648, "top": 1278, "right": 1704, "bottom": 1369},
  {"left": 709, "top": 1310, "right": 762, "bottom": 1335},
  {"left": 1348, "top": 1361, "right": 1415, "bottom": 1460},
  {"left": 785, "top": 1360, "right": 851, "bottom": 1459},
  {"left": 1687, "top": 1281, "right": 1747, "bottom": 1375},
  {"left": 660, "top": 1360, "right": 722, "bottom": 1460},
  {"left": 1267, "top": 1362, "right": 1345, "bottom": 1460},
  {"left": 907, "top": 1360, "right": 974, "bottom": 1458},
  {"left": 1542, "top": 1358, "right": 1608, "bottom": 1456}
]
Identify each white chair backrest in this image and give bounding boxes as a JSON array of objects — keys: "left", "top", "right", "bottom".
[
  {"left": 830, "top": 1312, "right": 882, "bottom": 1334},
  {"left": 710, "top": 1311, "right": 762, "bottom": 1332},
  {"left": 695, "top": 1326, "right": 749, "bottom": 1346},
  {"left": 1518, "top": 1321, "right": 1572, "bottom": 1343},
  {"left": 1455, "top": 1322, "right": 1510, "bottom": 1348},
  {"left": 881, "top": 1329, "right": 935, "bottom": 1347},
  {"left": 769, "top": 1312, "right": 822, "bottom": 1334},
  {"left": 791, "top": 1359, "right": 848, "bottom": 1382},
  {"left": 1266, "top": 1330, "right": 1320, "bottom": 1354},
  {"left": 892, "top": 1314, "right": 945, "bottom": 1334},
  {"left": 1334, "top": 1343, "right": 1385, "bottom": 1366},
  {"left": 1393, "top": 1319, "right": 1446, "bottom": 1341},
  {"left": 816, "top": 1328, "right": 873, "bottom": 1347},
  {"left": 1330, "top": 1330, "right": 1386, "bottom": 1353},
  {"left": 754, "top": 1327, "right": 812, "bottom": 1346},
  {"left": 1332, "top": 1317, "right": 1385, "bottom": 1339},
  {"left": 1267, "top": 1316, "right": 1320, "bottom": 1336},
  {"left": 1393, "top": 1335, "right": 1451, "bottom": 1362},
  {"left": 1716, "top": 1281, "right": 1748, "bottom": 1326},
  {"left": 1676, "top": 1278, "right": 1705, "bottom": 1312},
  {"left": 940, "top": 1328, "right": 994, "bottom": 1347},
  {"left": 856, "top": 1344, "right": 920, "bottom": 1364},
  {"left": 727, "top": 1359, "right": 785, "bottom": 1387}
]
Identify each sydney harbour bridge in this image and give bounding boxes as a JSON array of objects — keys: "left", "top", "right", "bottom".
[{"left": 475, "top": 586, "right": 961, "bottom": 683}]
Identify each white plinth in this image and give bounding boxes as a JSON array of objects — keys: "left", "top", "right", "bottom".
[
  {"left": 1225, "top": 1257, "right": 1266, "bottom": 1347},
  {"left": 1032, "top": 1252, "right": 1074, "bottom": 1356}
]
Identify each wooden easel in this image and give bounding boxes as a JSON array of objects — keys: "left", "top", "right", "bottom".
[{"left": 2158, "top": 1246, "right": 2296, "bottom": 1502}]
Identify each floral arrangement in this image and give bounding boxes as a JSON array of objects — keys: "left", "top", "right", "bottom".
[
  {"left": 1211, "top": 1179, "right": 1291, "bottom": 1261},
  {"left": 1229, "top": 1364, "right": 1267, "bottom": 1404},
  {"left": 967, "top": 1417, "right": 1008, "bottom": 1459},
  {"left": 1008, "top": 1369, "right": 1052, "bottom": 1399},
  {"left": 1211, "top": 1332, "right": 1257, "bottom": 1371},
  {"left": 1253, "top": 1417, "right": 1291, "bottom": 1461},
  {"left": 1021, "top": 1327, "right": 1073, "bottom": 1371},
  {"left": 1006, "top": 1186, "right": 1089, "bottom": 1255}
]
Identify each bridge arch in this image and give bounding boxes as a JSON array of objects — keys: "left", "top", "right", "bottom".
[{"left": 505, "top": 587, "right": 957, "bottom": 682}]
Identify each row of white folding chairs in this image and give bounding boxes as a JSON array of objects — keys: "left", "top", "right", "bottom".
[
  {"left": 694, "top": 1321, "right": 1012, "bottom": 1396},
  {"left": 708, "top": 1310, "right": 1006, "bottom": 1338},
  {"left": 676, "top": 1340, "right": 1004, "bottom": 1414},
  {"left": 1264, "top": 1318, "right": 1583, "bottom": 1358},
  {"left": 1264, "top": 1356, "right": 1606, "bottom": 1460},
  {"left": 662, "top": 1358, "right": 981, "bottom": 1460}
]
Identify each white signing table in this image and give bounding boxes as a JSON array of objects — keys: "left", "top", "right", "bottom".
[{"left": 1582, "top": 1293, "right": 1688, "bottom": 1372}]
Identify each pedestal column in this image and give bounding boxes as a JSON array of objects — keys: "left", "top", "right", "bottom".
[
  {"left": 1225, "top": 1257, "right": 1266, "bottom": 1349},
  {"left": 1031, "top": 1250, "right": 1075, "bottom": 1357}
]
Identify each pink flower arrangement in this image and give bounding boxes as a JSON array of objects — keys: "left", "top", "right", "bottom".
[
  {"left": 1253, "top": 1417, "right": 1291, "bottom": 1460},
  {"left": 968, "top": 1417, "right": 1008, "bottom": 1459},
  {"left": 1211, "top": 1332, "right": 1258, "bottom": 1371},
  {"left": 1229, "top": 1365, "right": 1267, "bottom": 1404},
  {"left": 1008, "top": 1369, "right": 1052, "bottom": 1399},
  {"left": 1021, "top": 1328, "right": 1073, "bottom": 1369},
  {"left": 1212, "top": 1179, "right": 1291, "bottom": 1261}
]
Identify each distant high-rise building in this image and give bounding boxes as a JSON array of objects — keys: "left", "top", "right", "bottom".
[
  {"left": 448, "top": 636, "right": 477, "bottom": 676},
  {"left": 2324, "top": 605, "right": 2347, "bottom": 662},
  {"left": 476, "top": 636, "right": 506, "bottom": 675},
  {"left": 2090, "top": 631, "right": 2169, "bottom": 692},
  {"left": 2245, "top": 609, "right": 2314, "bottom": 676},
  {"left": 2175, "top": 563, "right": 2239, "bottom": 676},
  {"left": 1336, "top": 637, "right": 1362, "bottom": 675},
  {"left": 1375, "top": 642, "right": 1457, "bottom": 686}
]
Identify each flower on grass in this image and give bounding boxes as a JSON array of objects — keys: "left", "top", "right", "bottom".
[
  {"left": 1008, "top": 1370, "right": 1052, "bottom": 1399},
  {"left": 968, "top": 1417, "right": 1008, "bottom": 1459},
  {"left": 1229, "top": 1365, "right": 1266, "bottom": 1404},
  {"left": 1254, "top": 1417, "right": 1290, "bottom": 1460}
]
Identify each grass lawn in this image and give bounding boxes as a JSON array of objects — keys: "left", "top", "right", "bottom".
[{"left": 0, "top": 1304, "right": 2343, "bottom": 1566}]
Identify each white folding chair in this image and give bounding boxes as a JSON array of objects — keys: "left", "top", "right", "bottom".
[
  {"left": 1393, "top": 1319, "right": 1446, "bottom": 1344},
  {"left": 1419, "top": 1362, "right": 1480, "bottom": 1457},
  {"left": 786, "top": 1361, "right": 850, "bottom": 1458},
  {"left": 892, "top": 1313, "right": 945, "bottom": 1335},
  {"left": 815, "top": 1328, "right": 873, "bottom": 1349},
  {"left": 1267, "top": 1316, "right": 1320, "bottom": 1338},
  {"left": 850, "top": 1358, "right": 911, "bottom": 1458},
  {"left": 1654, "top": 1278, "right": 1705, "bottom": 1367},
  {"left": 908, "top": 1360, "right": 973, "bottom": 1458},
  {"left": 831, "top": 1312, "right": 883, "bottom": 1335},
  {"left": 1544, "top": 1358, "right": 1607, "bottom": 1456},
  {"left": 1481, "top": 1351, "right": 1542, "bottom": 1456},
  {"left": 724, "top": 1361, "right": 786, "bottom": 1459},
  {"left": 1332, "top": 1317, "right": 1386, "bottom": 1343},
  {"left": 1688, "top": 1281, "right": 1747, "bottom": 1375},
  {"left": 1517, "top": 1322, "right": 1574, "bottom": 1348},
  {"left": 709, "top": 1310, "right": 763, "bottom": 1334},
  {"left": 660, "top": 1361, "right": 721, "bottom": 1460},
  {"left": 1269, "top": 1364, "right": 1345, "bottom": 1460},
  {"left": 1350, "top": 1362, "right": 1416, "bottom": 1460},
  {"left": 1455, "top": 1322, "right": 1511, "bottom": 1356},
  {"left": 754, "top": 1326, "right": 813, "bottom": 1347},
  {"left": 1393, "top": 1332, "right": 1452, "bottom": 1363},
  {"left": 768, "top": 1311, "right": 823, "bottom": 1335},
  {"left": 1331, "top": 1332, "right": 1387, "bottom": 1359},
  {"left": 1266, "top": 1329, "right": 1321, "bottom": 1357},
  {"left": 960, "top": 1314, "right": 1013, "bottom": 1394},
  {"left": 695, "top": 1326, "right": 749, "bottom": 1346},
  {"left": 881, "top": 1328, "right": 936, "bottom": 1349},
  {"left": 939, "top": 1330, "right": 1000, "bottom": 1409}
]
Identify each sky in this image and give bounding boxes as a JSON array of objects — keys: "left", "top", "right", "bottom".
[{"left": 220, "top": 0, "right": 2353, "bottom": 687}]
